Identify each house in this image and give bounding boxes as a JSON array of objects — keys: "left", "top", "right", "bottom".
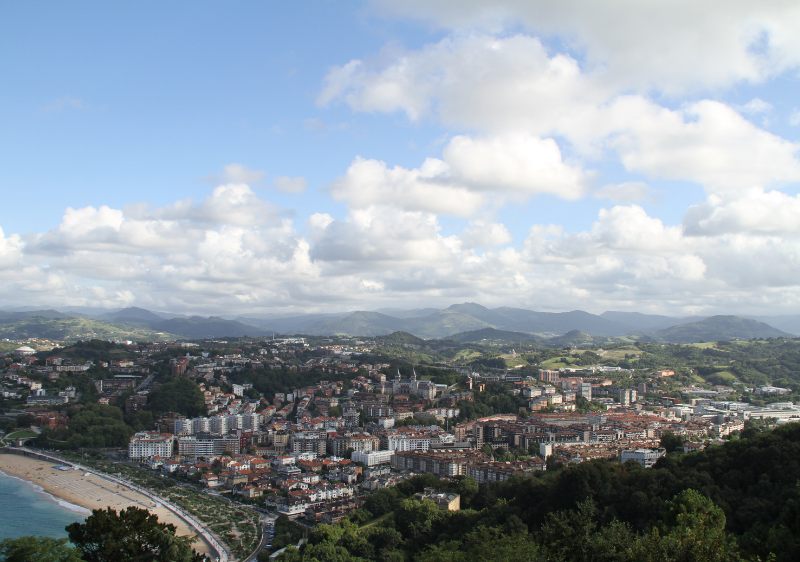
[{"left": 414, "top": 488, "right": 461, "bottom": 511}]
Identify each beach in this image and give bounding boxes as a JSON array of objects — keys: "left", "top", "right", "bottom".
[{"left": 0, "top": 454, "right": 212, "bottom": 556}]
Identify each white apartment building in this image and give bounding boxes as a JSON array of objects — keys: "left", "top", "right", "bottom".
[
  {"left": 620, "top": 448, "right": 665, "bottom": 468},
  {"left": 385, "top": 434, "right": 431, "bottom": 452},
  {"left": 129, "top": 432, "right": 174, "bottom": 460},
  {"left": 351, "top": 449, "right": 395, "bottom": 466}
]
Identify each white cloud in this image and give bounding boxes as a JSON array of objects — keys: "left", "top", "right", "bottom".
[
  {"left": 683, "top": 189, "right": 800, "bottom": 237},
  {"left": 594, "top": 182, "right": 654, "bottom": 204},
  {"left": 273, "top": 176, "right": 308, "bottom": 194},
  {"left": 319, "top": 33, "right": 800, "bottom": 196},
  {"left": 42, "top": 98, "right": 87, "bottom": 113},
  {"left": 319, "top": 34, "right": 602, "bottom": 133},
  {"left": 201, "top": 163, "right": 266, "bottom": 185},
  {"left": 459, "top": 220, "right": 513, "bottom": 249},
  {"left": 737, "top": 98, "right": 773, "bottom": 114},
  {"left": 371, "top": 0, "right": 800, "bottom": 93},
  {"left": 329, "top": 132, "right": 589, "bottom": 216},
  {"left": 607, "top": 98, "right": 800, "bottom": 193},
  {"left": 790, "top": 109, "right": 800, "bottom": 126},
  {"left": 5, "top": 192, "right": 800, "bottom": 315}
]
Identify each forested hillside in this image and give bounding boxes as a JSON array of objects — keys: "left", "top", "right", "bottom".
[{"left": 275, "top": 424, "right": 800, "bottom": 562}]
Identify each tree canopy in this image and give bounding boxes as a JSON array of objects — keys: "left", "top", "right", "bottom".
[
  {"left": 66, "top": 507, "right": 206, "bottom": 562},
  {"left": 145, "top": 377, "right": 206, "bottom": 417}
]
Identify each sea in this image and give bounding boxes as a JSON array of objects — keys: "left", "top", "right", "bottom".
[{"left": 0, "top": 468, "right": 91, "bottom": 541}]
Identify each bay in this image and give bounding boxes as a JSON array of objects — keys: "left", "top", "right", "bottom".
[{"left": 0, "top": 469, "right": 90, "bottom": 541}]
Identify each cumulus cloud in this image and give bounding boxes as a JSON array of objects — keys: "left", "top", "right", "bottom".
[
  {"left": 607, "top": 98, "right": 800, "bottom": 193},
  {"left": 683, "top": 189, "right": 800, "bottom": 237},
  {"left": 594, "top": 182, "right": 654, "bottom": 204},
  {"left": 329, "top": 132, "right": 589, "bottom": 216},
  {"left": 371, "top": 0, "right": 800, "bottom": 93},
  {"left": 319, "top": 34, "right": 602, "bottom": 132},
  {"left": 6, "top": 192, "right": 800, "bottom": 315},
  {"left": 201, "top": 163, "right": 266, "bottom": 185},
  {"left": 459, "top": 220, "right": 513, "bottom": 249},
  {"left": 273, "top": 176, "right": 308, "bottom": 194},
  {"left": 319, "top": 33, "right": 800, "bottom": 195}
]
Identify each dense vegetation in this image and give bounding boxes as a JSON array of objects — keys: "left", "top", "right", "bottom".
[
  {"left": 144, "top": 377, "right": 206, "bottom": 418},
  {"left": 274, "top": 424, "right": 800, "bottom": 562}
]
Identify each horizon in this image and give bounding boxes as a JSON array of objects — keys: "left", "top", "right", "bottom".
[{"left": 2, "top": 2, "right": 800, "bottom": 317}]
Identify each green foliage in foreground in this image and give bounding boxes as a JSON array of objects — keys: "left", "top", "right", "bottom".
[
  {"left": 276, "top": 424, "right": 800, "bottom": 562},
  {"left": 0, "top": 536, "right": 83, "bottom": 562},
  {"left": 278, "top": 491, "right": 738, "bottom": 562},
  {"left": 66, "top": 506, "right": 207, "bottom": 562}
]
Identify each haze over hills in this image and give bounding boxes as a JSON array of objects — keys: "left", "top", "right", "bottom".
[
  {"left": 653, "top": 315, "right": 792, "bottom": 343},
  {"left": 0, "top": 303, "right": 797, "bottom": 342}
]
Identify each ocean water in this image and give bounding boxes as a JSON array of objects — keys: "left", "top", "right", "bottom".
[{"left": 0, "top": 469, "right": 91, "bottom": 541}]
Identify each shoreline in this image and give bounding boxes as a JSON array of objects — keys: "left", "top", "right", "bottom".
[
  {"left": 0, "top": 467, "right": 92, "bottom": 516},
  {"left": 0, "top": 453, "right": 214, "bottom": 557}
]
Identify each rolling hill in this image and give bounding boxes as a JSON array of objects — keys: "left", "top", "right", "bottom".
[
  {"left": 445, "top": 327, "right": 546, "bottom": 344},
  {"left": 654, "top": 315, "right": 792, "bottom": 343},
  {"left": 151, "top": 316, "right": 272, "bottom": 338}
]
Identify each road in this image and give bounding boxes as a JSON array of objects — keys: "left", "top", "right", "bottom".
[
  {"left": 244, "top": 514, "right": 276, "bottom": 562},
  {"left": 9, "top": 447, "right": 231, "bottom": 562}
]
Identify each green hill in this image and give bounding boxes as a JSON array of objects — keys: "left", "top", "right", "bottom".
[
  {"left": 655, "top": 315, "right": 791, "bottom": 343},
  {"left": 152, "top": 316, "right": 271, "bottom": 338},
  {"left": 446, "top": 327, "right": 545, "bottom": 344},
  {"left": 0, "top": 316, "right": 177, "bottom": 342}
]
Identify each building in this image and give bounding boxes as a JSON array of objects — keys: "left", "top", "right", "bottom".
[
  {"left": 13, "top": 346, "right": 36, "bottom": 357},
  {"left": 391, "top": 368, "right": 437, "bottom": 399},
  {"left": 351, "top": 449, "right": 395, "bottom": 466},
  {"left": 579, "top": 382, "right": 592, "bottom": 400},
  {"left": 539, "top": 370, "right": 560, "bottom": 383},
  {"left": 125, "top": 395, "right": 148, "bottom": 414},
  {"left": 129, "top": 432, "right": 174, "bottom": 460},
  {"left": 620, "top": 448, "right": 665, "bottom": 468},
  {"left": 177, "top": 433, "right": 240, "bottom": 459},
  {"left": 414, "top": 488, "right": 460, "bottom": 511}
]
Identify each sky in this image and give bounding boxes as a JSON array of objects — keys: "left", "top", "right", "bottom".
[{"left": 1, "top": 0, "right": 800, "bottom": 317}]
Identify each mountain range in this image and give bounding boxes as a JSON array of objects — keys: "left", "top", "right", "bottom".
[{"left": 1, "top": 303, "right": 797, "bottom": 343}]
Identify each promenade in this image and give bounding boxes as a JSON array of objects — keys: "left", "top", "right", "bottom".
[{"left": 1, "top": 447, "right": 230, "bottom": 562}]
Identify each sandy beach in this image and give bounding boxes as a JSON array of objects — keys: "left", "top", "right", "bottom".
[{"left": 0, "top": 454, "right": 212, "bottom": 556}]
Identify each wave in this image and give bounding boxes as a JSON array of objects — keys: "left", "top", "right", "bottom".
[{"left": 0, "top": 468, "right": 92, "bottom": 516}]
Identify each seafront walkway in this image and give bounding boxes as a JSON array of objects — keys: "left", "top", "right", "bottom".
[{"left": 1, "top": 447, "right": 230, "bottom": 562}]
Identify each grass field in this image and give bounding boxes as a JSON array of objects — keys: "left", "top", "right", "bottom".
[
  {"left": 595, "top": 346, "right": 639, "bottom": 361},
  {"left": 501, "top": 355, "right": 529, "bottom": 368},
  {"left": 2, "top": 429, "right": 37, "bottom": 443},
  {"left": 541, "top": 357, "right": 580, "bottom": 368},
  {"left": 687, "top": 342, "right": 718, "bottom": 349},
  {"left": 704, "top": 370, "right": 737, "bottom": 383}
]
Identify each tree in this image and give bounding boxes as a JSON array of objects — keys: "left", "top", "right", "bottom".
[
  {"left": 0, "top": 536, "right": 84, "bottom": 562},
  {"left": 66, "top": 507, "right": 207, "bottom": 562},
  {"left": 144, "top": 377, "right": 206, "bottom": 418},
  {"left": 455, "top": 476, "right": 479, "bottom": 508},
  {"left": 660, "top": 431, "right": 683, "bottom": 453}
]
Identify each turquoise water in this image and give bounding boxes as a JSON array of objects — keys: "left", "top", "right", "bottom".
[{"left": 0, "top": 469, "right": 91, "bottom": 541}]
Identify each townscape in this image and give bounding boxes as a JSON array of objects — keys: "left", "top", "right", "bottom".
[{"left": 4, "top": 326, "right": 800, "bottom": 560}]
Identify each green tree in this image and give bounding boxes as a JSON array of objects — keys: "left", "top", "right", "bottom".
[
  {"left": 635, "top": 489, "right": 740, "bottom": 562},
  {"left": 394, "top": 499, "right": 444, "bottom": 541},
  {"left": 660, "top": 431, "right": 684, "bottom": 453},
  {"left": 0, "top": 536, "right": 84, "bottom": 562},
  {"left": 144, "top": 377, "right": 206, "bottom": 417},
  {"left": 66, "top": 507, "right": 207, "bottom": 562},
  {"left": 455, "top": 476, "right": 479, "bottom": 508}
]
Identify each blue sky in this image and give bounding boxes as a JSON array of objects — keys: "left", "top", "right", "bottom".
[{"left": 2, "top": 1, "right": 800, "bottom": 316}]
